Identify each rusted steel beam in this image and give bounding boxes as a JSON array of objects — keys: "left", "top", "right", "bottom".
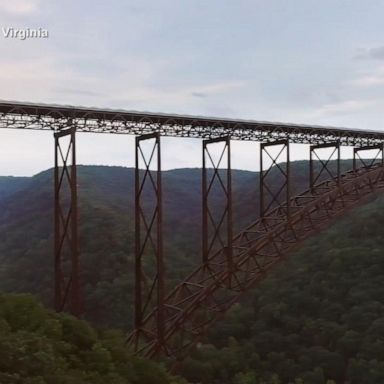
[
  {"left": 202, "top": 136, "right": 232, "bottom": 264},
  {"left": 260, "top": 139, "right": 290, "bottom": 219},
  {"left": 129, "top": 165, "right": 384, "bottom": 365},
  {"left": 310, "top": 141, "right": 340, "bottom": 192},
  {"left": 353, "top": 143, "right": 384, "bottom": 171},
  {"left": 132, "top": 132, "right": 164, "bottom": 353},
  {"left": 54, "top": 127, "right": 81, "bottom": 317},
  {"left": 1, "top": 100, "right": 383, "bottom": 146}
]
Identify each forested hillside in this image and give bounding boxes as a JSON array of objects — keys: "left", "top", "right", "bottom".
[
  {"left": 1, "top": 162, "right": 340, "bottom": 329},
  {"left": 0, "top": 292, "right": 185, "bottom": 384},
  {"left": 0, "top": 165, "right": 259, "bottom": 329},
  {"left": 180, "top": 195, "right": 384, "bottom": 384},
  {"left": 0, "top": 162, "right": 383, "bottom": 384}
]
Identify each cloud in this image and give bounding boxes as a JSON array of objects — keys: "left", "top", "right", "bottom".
[
  {"left": 322, "top": 99, "right": 373, "bottom": 113},
  {"left": 189, "top": 81, "right": 244, "bottom": 100},
  {"left": 0, "top": 57, "right": 61, "bottom": 102},
  {"left": 0, "top": 48, "right": 243, "bottom": 115},
  {"left": 191, "top": 92, "right": 207, "bottom": 98},
  {"left": 193, "top": 81, "right": 244, "bottom": 94},
  {"left": 0, "top": 0, "right": 40, "bottom": 15},
  {"left": 352, "top": 74, "right": 384, "bottom": 87},
  {"left": 52, "top": 88, "right": 105, "bottom": 98},
  {"left": 309, "top": 99, "right": 379, "bottom": 120},
  {"left": 355, "top": 46, "right": 384, "bottom": 60},
  {"left": 349, "top": 66, "right": 384, "bottom": 87}
]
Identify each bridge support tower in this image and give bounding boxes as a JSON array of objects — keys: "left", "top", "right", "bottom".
[{"left": 54, "top": 127, "right": 82, "bottom": 316}]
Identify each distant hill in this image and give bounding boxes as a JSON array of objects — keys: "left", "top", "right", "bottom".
[
  {"left": 0, "top": 161, "right": 369, "bottom": 330},
  {"left": 0, "top": 165, "right": 259, "bottom": 329},
  {"left": 180, "top": 190, "right": 384, "bottom": 384},
  {"left": 0, "top": 176, "right": 30, "bottom": 200}
]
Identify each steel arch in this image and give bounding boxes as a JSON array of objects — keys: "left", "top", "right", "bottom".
[{"left": 127, "top": 164, "right": 384, "bottom": 364}]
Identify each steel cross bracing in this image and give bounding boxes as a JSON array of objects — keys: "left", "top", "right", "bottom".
[
  {"left": 309, "top": 141, "right": 341, "bottom": 193},
  {"left": 260, "top": 140, "right": 290, "bottom": 220},
  {"left": 202, "top": 136, "right": 232, "bottom": 262},
  {"left": 127, "top": 163, "right": 384, "bottom": 364},
  {"left": 127, "top": 133, "right": 165, "bottom": 355},
  {"left": 353, "top": 144, "right": 384, "bottom": 171},
  {"left": 1, "top": 101, "right": 384, "bottom": 146},
  {"left": 4, "top": 100, "right": 384, "bottom": 366},
  {"left": 202, "top": 136, "right": 236, "bottom": 293},
  {"left": 54, "top": 127, "right": 82, "bottom": 316}
]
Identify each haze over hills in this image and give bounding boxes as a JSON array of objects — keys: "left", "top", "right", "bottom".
[
  {"left": 0, "top": 165, "right": 260, "bottom": 329},
  {"left": 0, "top": 161, "right": 367, "bottom": 329},
  {"left": 0, "top": 162, "right": 384, "bottom": 382}
]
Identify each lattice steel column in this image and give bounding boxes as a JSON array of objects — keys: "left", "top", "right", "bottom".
[
  {"left": 54, "top": 127, "right": 81, "bottom": 317},
  {"left": 260, "top": 139, "right": 290, "bottom": 218},
  {"left": 310, "top": 141, "right": 340, "bottom": 192},
  {"left": 353, "top": 144, "right": 384, "bottom": 171},
  {"left": 202, "top": 136, "right": 233, "bottom": 265},
  {"left": 134, "top": 132, "right": 164, "bottom": 350}
]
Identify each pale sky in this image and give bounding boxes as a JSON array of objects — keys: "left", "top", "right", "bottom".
[{"left": 1, "top": 0, "right": 384, "bottom": 175}]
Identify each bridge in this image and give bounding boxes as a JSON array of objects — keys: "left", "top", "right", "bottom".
[{"left": 1, "top": 100, "right": 384, "bottom": 365}]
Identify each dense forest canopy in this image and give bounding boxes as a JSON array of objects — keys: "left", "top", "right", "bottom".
[
  {"left": 0, "top": 162, "right": 383, "bottom": 383},
  {"left": 0, "top": 161, "right": 353, "bottom": 329},
  {"left": 180, "top": 195, "right": 384, "bottom": 383},
  {"left": 0, "top": 293, "right": 186, "bottom": 383}
]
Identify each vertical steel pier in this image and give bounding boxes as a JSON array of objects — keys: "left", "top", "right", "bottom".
[
  {"left": 202, "top": 136, "right": 233, "bottom": 266},
  {"left": 309, "top": 141, "right": 340, "bottom": 192},
  {"left": 54, "top": 127, "right": 81, "bottom": 317},
  {"left": 134, "top": 132, "right": 164, "bottom": 351},
  {"left": 260, "top": 139, "right": 290, "bottom": 219},
  {"left": 353, "top": 144, "right": 384, "bottom": 171}
]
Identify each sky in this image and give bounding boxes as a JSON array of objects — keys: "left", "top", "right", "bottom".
[{"left": 1, "top": 0, "right": 384, "bottom": 175}]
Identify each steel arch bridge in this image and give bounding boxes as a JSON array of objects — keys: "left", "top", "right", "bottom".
[{"left": 1, "top": 100, "right": 384, "bottom": 363}]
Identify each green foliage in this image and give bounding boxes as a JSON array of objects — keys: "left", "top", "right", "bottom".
[
  {"left": 0, "top": 162, "right": 351, "bottom": 330},
  {"left": 181, "top": 194, "right": 384, "bottom": 383},
  {"left": 0, "top": 162, "right": 383, "bottom": 383},
  {"left": 0, "top": 293, "right": 184, "bottom": 384},
  {"left": 0, "top": 165, "right": 265, "bottom": 329}
]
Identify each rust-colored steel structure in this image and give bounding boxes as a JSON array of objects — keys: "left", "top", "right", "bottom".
[
  {"left": 310, "top": 141, "right": 340, "bottom": 192},
  {"left": 353, "top": 143, "right": 384, "bottom": 171},
  {"left": 202, "top": 136, "right": 232, "bottom": 263},
  {"left": 128, "top": 133, "right": 165, "bottom": 354},
  {"left": 2, "top": 100, "right": 384, "bottom": 145},
  {"left": 2, "top": 101, "right": 384, "bottom": 365},
  {"left": 260, "top": 139, "right": 290, "bottom": 219},
  {"left": 202, "top": 136, "right": 235, "bottom": 290},
  {"left": 54, "top": 127, "right": 81, "bottom": 316},
  {"left": 126, "top": 165, "right": 384, "bottom": 365}
]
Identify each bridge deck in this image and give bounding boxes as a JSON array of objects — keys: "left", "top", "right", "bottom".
[{"left": 0, "top": 100, "right": 383, "bottom": 146}]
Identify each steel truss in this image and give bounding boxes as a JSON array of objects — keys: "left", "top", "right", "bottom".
[
  {"left": 127, "top": 133, "right": 165, "bottom": 354},
  {"left": 1, "top": 101, "right": 384, "bottom": 146},
  {"left": 129, "top": 164, "right": 384, "bottom": 366},
  {"left": 54, "top": 127, "right": 81, "bottom": 316},
  {"left": 310, "top": 141, "right": 340, "bottom": 193},
  {"left": 202, "top": 136, "right": 232, "bottom": 262},
  {"left": 260, "top": 140, "right": 290, "bottom": 220},
  {"left": 5, "top": 99, "right": 384, "bottom": 368},
  {"left": 353, "top": 144, "right": 384, "bottom": 171}
]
